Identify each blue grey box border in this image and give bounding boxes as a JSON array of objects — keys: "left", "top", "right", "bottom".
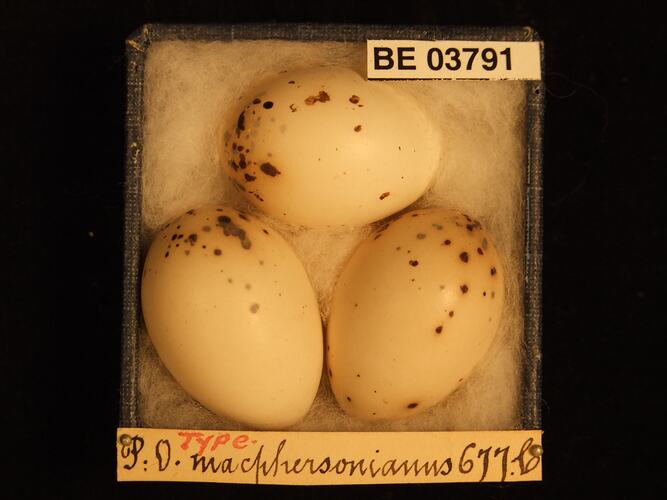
[{"left": 121, "top": 23, "right": 544, "bottom": 430}]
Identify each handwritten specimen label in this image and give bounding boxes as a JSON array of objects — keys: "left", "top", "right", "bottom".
[
  {"left": 367, "top": 40, "right": 542, "bottom": 80},
  {"left": 117, "top": 428, "right": 542, "bottom": 484}
]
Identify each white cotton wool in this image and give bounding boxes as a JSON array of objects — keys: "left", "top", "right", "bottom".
[{"left": 139, "top": 40, "right": 527, "bottom": 431}]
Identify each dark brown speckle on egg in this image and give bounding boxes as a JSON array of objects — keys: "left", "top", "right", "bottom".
[
  {"left": 459, "top": 252, "right": 469, "bottom": 263},
  {"left": 444, "top": 239, "right": 451, "bottom": 245},
  {"left": 491, "top": 266, "right": 497, "bottom": 276},
  {"left": 244, "top": 173, "right": 256, "bottom": 182},
  {"left": 263, "top": 101, "right": 274, "bottom": 109},
  {"left": 449, "top": 311, "right": 455, "bottom": 317},
  {"left": 477, "top": 247, "right": 484, "bottom": 255},
  {"left": 235, "top": 111, "right": 245, "bottom": 137},
  {"left": 252, "top": 98, "right": 261, "bottom": 104},
  {"left": 435, "top": 326, "right": 443, "bottom": 334},
  {"left": 460, "top": 285, "right": 469, "bottom": 294},
  {"left": 379, "top": 192, "right": 390, "bottom": 200},
  {"left": 416, "top": 233, "right": 426, "bottom": 240},
  {"left": 346, "top": 396, "right": 352, "bottom": 402},
  {"left": 304, "top": 91, "right": 330, "bottom": 105},
  {"left": 214, "top": 249, "right": 222, "bottom": 256},
  {"left": 409, "top": 260, "right": 419, "bottom": 267},
  {"left": 407, "top": 403, "right": 418, "bottom": 409},
  {"left": 349, "top": 95, "right": 360, "bottom": 104},
  {"left": 217, "top": 215, "right": 252, "bottom": 250},
  {"left": 354, "top": 125, "right": 362, "bottom": 132},
  {"left": 260, "top": 162, "right": 281, "bottom": 177}
]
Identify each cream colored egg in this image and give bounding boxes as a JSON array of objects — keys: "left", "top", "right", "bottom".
[
  {"left": 221, "top": 66, "right": 441, "bottom": 226},
  {"left": 326, "top": 208, "right": 504, "bottom": 421},
  {"left": 141, "top": 205, "right": 323, "bottom": 429}
]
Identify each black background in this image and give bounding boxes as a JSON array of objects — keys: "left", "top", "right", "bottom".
[{"left": 1, "top": 1, "right": 664, "bottom": 498}]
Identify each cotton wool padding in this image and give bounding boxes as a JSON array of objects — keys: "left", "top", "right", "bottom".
[{"left": 138, "top": 40, "right": 527, "bottom": 431}]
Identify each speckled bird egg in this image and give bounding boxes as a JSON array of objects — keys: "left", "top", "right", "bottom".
[
  {"left": 221, "top": 66, "right": 441, "bottom": 226},
  {"left": 326, "top": 208, "right": 505, "bottom": 421},
  {"left": 141, "top": 205, "right": 323, "bottom": 429}
]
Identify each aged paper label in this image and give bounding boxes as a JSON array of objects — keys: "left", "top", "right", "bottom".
[
  {"left": 367, "top": 40, "right": 541, "bottom": 80},
  {"left": 117, "top": 428, "right": 542, "bottom": 485}
]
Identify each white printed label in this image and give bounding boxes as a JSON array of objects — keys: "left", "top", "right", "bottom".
[
  {"left": 117, "top": 427, "right": 543, "bottom": 484},
  {"left": 367, "top": 40, "right": 541, "bottom": 80}
]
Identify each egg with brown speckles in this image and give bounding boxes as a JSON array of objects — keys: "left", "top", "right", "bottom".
[
  {"left": 326, "top": 208, "right": 505, "bottom": 421},
  {"left": 221, "top": 66, "right": 441, "bottom": 226},
  {"left": 141, "top": 205, "right": 323, "bottom": 429}
]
